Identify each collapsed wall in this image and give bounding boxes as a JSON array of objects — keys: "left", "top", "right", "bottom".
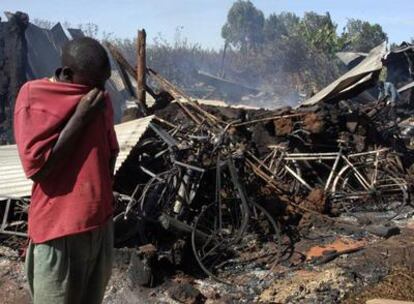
[{"left": 0, "top": 12, "right": 28, "bottom": 144}]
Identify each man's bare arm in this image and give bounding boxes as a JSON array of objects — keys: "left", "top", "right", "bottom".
[{"left": 30, "top": 89, "right": 105, "bottom": 183}]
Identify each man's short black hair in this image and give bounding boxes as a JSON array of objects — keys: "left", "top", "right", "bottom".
[{"left": 62, "top": 37, "right": 110, "bottom": 79}]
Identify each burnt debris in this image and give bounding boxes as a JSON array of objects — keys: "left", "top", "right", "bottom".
[{"left": 109, "top": 60, "right": 414, "bottom": 286}]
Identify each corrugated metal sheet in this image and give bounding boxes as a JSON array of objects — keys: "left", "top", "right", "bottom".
[
  {"left": 114, "top": 115, "right": 154, "bottom": 173},
  {"left": 0, "top": 116, "right": 154, "bottom": 199},
  {"left": 0, "top": 145, "right": 32, "bottom": 199},
  {"left": 26, "top": 23, "right": 62, "bottom": 79},
  {"left": 336, "top": 52, "right": 368, "bottom": 66},
  {"left": 300, "top": 42, "right": 387, "bottom": 107},
  {"left": 385, "top": 43, "right": 414, "bottom": 55}
]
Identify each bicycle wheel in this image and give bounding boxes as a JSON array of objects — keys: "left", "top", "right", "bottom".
[
  {"left": 332, "top": 166, "right": 409, "bottom": 220},
  {"left": 191, "top": 202, "right": 281, "bottom": 283},
  {"left": 269, "top": 155, "right": 302, "bottom": 195}
]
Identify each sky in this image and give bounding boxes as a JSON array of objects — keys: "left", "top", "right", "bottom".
[{"left": 2, "top": 0, "right": 414, "bottom": 49}]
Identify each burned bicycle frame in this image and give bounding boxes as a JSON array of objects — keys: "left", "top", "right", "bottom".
[
  {"left": 118, "top": 121, "right": 282, "bottom": 283},
  {"left": 266, "top": 142, "right": 394, "bottom": 193},
  {"left": 262, "top": 141, "right": 409, "bottom": 217}
]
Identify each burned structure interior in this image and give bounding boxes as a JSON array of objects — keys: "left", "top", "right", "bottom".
[{"left": 1, "top": 11, "right": 414, "bottom": 304}]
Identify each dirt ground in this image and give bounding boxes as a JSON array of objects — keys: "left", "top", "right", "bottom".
[
  {"left": 0, "top": 246, "right": 30, "bottom": 304},
  {"left": 343, "top": 268, "right": 414, "bottom": 304},
  {"left": 1, "top": 219, "right": 414, "bottom": 304}
]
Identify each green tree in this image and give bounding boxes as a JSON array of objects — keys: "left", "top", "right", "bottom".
[
  {"left": 300, "top": 12, "right": 340, "bottom": 54},
  {"left": 342, "top": 19, "right": 387, "bottom": 52},
  {"left": 264, "top": 12, "right": 300, "bottom": 42},
  {"left": 221, "top": 0, "right": 265, "bottom": 52}
]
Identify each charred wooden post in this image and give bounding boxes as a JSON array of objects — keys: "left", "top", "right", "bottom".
[{"left": 137, "top": 29, "right": 147, "bottom": 115}]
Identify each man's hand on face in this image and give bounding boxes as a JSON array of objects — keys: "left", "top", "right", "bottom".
[{"left": 76, "top": 88, "right": 106, "bottom": 122}]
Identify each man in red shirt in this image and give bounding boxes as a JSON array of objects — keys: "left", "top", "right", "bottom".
[{"left": 14, "top": 37, "right": 119, "bottom": 304}]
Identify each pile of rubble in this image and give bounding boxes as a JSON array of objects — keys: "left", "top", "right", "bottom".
[
  {"left": 101, "top": 41, "right": 414, "bottom": 302},
  {"left": 100, "top": 88, "right": 414, "bottom": 302}
]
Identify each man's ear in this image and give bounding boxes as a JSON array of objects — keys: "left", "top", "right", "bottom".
[{"left": 61, "top": 67, "right": 74, "bottom": 82}]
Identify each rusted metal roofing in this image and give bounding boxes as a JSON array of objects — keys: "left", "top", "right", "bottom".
[{"left": 0, "top": 115, "right": 154, "bottom": 199}]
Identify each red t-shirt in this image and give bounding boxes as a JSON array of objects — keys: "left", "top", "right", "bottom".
[{"left": 14, "top": 79, "right": 119, "bottom": 243}]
